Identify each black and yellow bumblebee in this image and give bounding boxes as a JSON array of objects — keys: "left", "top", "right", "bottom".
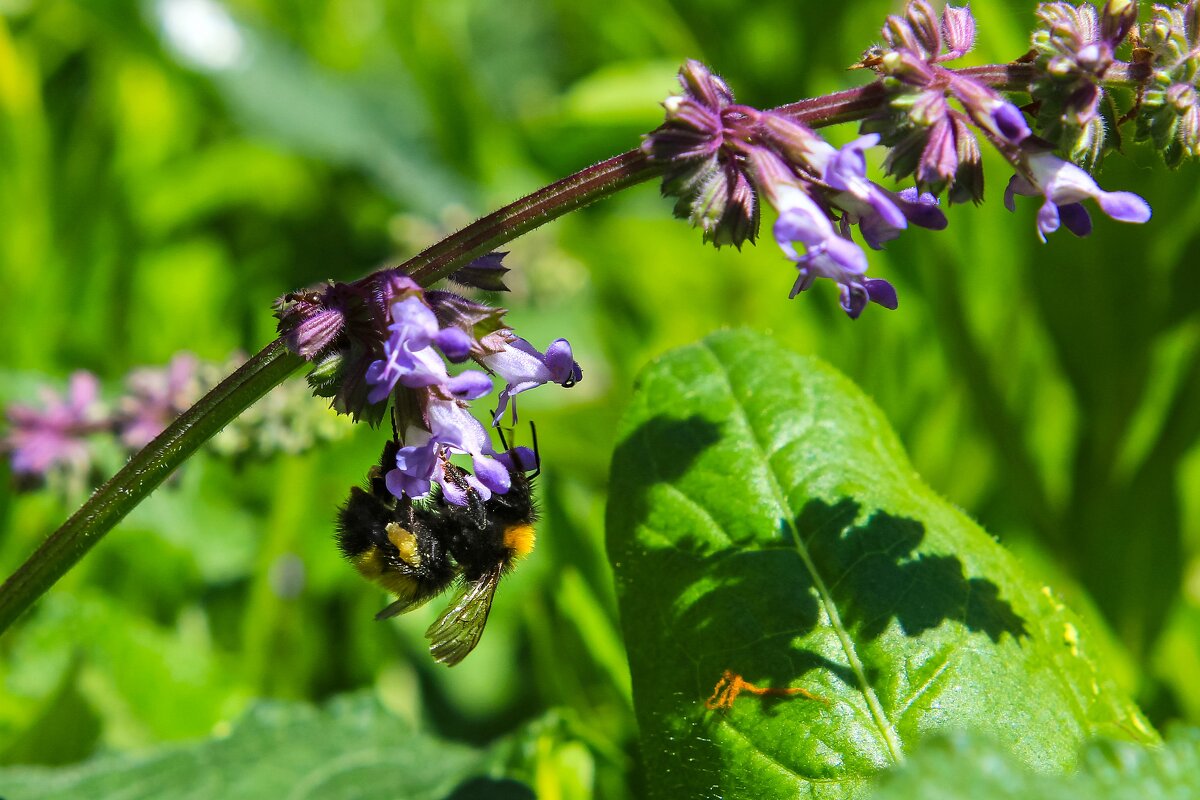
[{"left": 335, "top": 430, "right": 538, "bottom": 666}]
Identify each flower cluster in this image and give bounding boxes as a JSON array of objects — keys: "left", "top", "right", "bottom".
[
  {"left": 1136, "top": 2, "right": 1200, "bottom": 166},
  {"left": 274, "top": 255, "right": 581, "bottom": 506},
  {"left": 642, "top": 58, "right": 948, "bottom": 318},
  {"left": 644, "top": 1, "right": 1162, "bottom": 317},
  {"left": 3, "top": 372, "right": 106, "bottom": 492},
  {"left": 1028, "top": 1, "right": 1138, "bottom": 169},
  {"left": 2, "top": 354, "right": 347, "bottom": 495}
]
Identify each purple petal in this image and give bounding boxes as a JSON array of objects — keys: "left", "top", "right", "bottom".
[
  {"left": 496, "top": 446, "right": 537, "bottom": 473},
  {"left": 68, "top": 372, "right": 101, "bottom": 413},
  {"left": 483, "top": 337, "right": 551, "bottom": 386},
  {"left": 543, "top": 339, "right": 580, "bottom": 385},
  {"left": 789, "top": 269, "right": 816, "bottom": 299},
  {"left": 841, "top": 285, "right": 869, "bottom": 319},
  {"left": 429, "top": 400, "right": 493, "bottom": 460},
  {"left": 991, "top": 102, "right": 1030, "bottom": 144},
  {"left": 1003, "top": 176, "right": 1021, "bottom": 212},
  {"left": 1036, "top": 200, "right": 1061, "bottom": 242},
  {"left": 386, "top": 467, "right": 432, "bottom": 500},
  {"left": 824, "top": 135, "right": 877, "bottom": 191},
  {"left": 396, "top": 347, "right": 451, "bottom": 388},
  {"left": 894, "top": 188, "right": 948, "bottom": 230},
  {"left": 1097, "top": 191, "right": 1152, "bottom": 224},
  {"left": 446, "top": 370, "right": 494, "bottom": 401},
  {"left": 364, "top": 359, "right": 397, "bottom": 404},
  {"left": 818, "top": 235, "right": 870, "bottom": 276},
  {"left": 865, "top": 278, "right": 899, "bottom": 310},
  {"left": 389, "top": 297, "right": 439, "bottom": 344},
  {"left": 439, "top": 476, "right": 469, "bottom": 506},
  {"left": 472, "top": 455, "right": 512, "bottom": 496},
  {"left": 434, "top": 327, "right": 474, "bottom": 362},
  {"left": 1059, "top": 203, "right": 1093, "bottom": 237},
  {"left": 865, "top": 185, "right": 907, "bottom": 230},
  {"left": 491, "top": 390, "right": 514, "bottom": 426},
  {"left": 773, "top": 193, "right": 834, "bottom": 253},
  {"left": 394, "top": 441, "right": 438, "bottom": 481},
  {"left": 287, "top": 307, "right": 345, "bottom": 358}
]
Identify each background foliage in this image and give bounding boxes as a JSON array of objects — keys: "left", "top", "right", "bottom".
[{"left": 1, "top": 0, "right": 1199, "bottom": 796}]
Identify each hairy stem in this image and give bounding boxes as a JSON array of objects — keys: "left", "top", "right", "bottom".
[
  {"left": 0, "top": 152, "right": 665, "bottom": 635},
  {"left": 1, "top": 56, "right": 1142, "bottom": 633}
]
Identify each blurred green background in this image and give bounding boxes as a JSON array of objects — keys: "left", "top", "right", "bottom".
[{"left": 1, "top": 0, "right": 1199, "bottom": 795}]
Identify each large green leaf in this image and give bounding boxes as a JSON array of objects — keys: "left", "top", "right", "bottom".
[
  {"left": 606, "top": 330, "right": 1155, "bottom": 799},
  {"left": 866, "top": 727, "right": 1200, "bottom": 800},
  {"left": 0, "top": 695, "right": 531, "bottom": 800}
]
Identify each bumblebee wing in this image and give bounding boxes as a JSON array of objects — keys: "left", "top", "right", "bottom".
[
  {"left": 375, "top": 591, "right": 438, "bottom": 621},
  {"left": 425, "top": 563, "right": 503, "bottom": 666}
]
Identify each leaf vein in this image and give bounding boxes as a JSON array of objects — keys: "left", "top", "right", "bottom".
[{"left": 701, "top": 342, "right": 906, "bottom": 766}]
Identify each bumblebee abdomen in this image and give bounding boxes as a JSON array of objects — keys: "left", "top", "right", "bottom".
[
  {"left": 502, "top": 523, "right": 536, "bottom": 559},
  {"left": 336, "top": 487, "right": 393, "bottom": 560}
]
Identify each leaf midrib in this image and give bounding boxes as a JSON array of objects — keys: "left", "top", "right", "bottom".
[{"left": 703, "top": 343, "right": 906, "bottom": 766}]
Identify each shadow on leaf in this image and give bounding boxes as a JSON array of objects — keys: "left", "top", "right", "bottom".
[
  {"left": 797, "top": 498, "right": 1027, "bottom": 645},
  {"left": 671, "top": 497, "right": 1027, "bottom": 708}
]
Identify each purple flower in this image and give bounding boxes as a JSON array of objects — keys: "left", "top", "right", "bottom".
[
  {"left": 948, "top": 73, "right": 1031, "bottom": 146},
  {"left": 480, "top": 333, "right": 582, "bottom": 425},
  {"left": 117, "top": 353, "right": 201, "bottom": 449},
  {"left": 643, "top": 60, "right": 765, "bottom": 249},
  {"left": 893, "top": 187, "right": 950, "bottom": 228},
  {"left": 387, "top": 435, "right": 439, "bottom": 499},
  {"left": 770, "top": 184, "right": 895, "bottom": 318},
  {"left": 3, "top": 371, "right": 105, "bottom": 480},
  {"left": 821, "top": 135, "right": 909, "bottom": 249},
  {"left": 855, "top": 187, "right": 946, "bottom": 249},
  {"left": 1004, "top": 149, "right": 1152, "bottom": 241},
  {"left": 384, "top": 400, "right": 510, "bottom": 505},
  {"left": 365, "top": 298, "right": 491, "bottom": 405}
]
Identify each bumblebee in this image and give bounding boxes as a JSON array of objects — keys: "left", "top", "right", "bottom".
[{"left": 335, "top": 431, "right": 538, "bottom": 666}]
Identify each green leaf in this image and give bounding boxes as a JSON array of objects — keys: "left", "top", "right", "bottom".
[
  {"left": 0, "top": 695, "right": 532, "bottom": 800},
  {"left": 866, "top": 727, "right": 1200, "bottom": 800},
  {"left": 606, "top": 330, "right": 1155, "bottom": 799}
]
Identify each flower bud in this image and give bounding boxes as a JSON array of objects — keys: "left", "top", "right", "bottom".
[
  {"left": 449, "top": 252, "right": 510, "bottom": 292},
  {"left": 883, "top": 15, "right": 923, "bottom": 58},
  {"left": 677, "top": 59, "right": 733, "bottom": 112},
  {"left": 1100, "top": 0, "right": 1137, "bottom": 47},
  {"left": 275, "top": 288, "right": 348, "bottom": 360},
  {"left": 1167, "top": 82, "right": 1196, "bottom": 112},
  {"left": 1069, "top": 116, "right": 1107, "bottom": 172},
  {"left": 760, "top": 112, "right": 830, "bottom": 169},
  {"left": 917, "top": 118, "right": 957, "bottom": 192},
  {"left": 426, "top": 290, "right": 507, "bottom": 347},
  {"left": 949, "top": 117, "right": 984, "bottom": 205},
  {"left": 1065, "top": 81, "right": 1101, "bottom": 126},
  {"left": 904, "top": 0, "right": 942, "bottom": 57},
  {"left": 941, "top": 4, "right": 976, "bottom": 57},
  {"left": 1181, "top": 103, "right": 1200, "bottom": 158}
]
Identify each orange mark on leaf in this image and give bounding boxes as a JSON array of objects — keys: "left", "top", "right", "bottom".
[{"left": 705, "top": 670, "right": 827, "bottom": 711}]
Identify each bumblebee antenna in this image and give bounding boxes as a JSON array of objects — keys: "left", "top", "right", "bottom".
[
  {"left": 528, "top": 421, "right": 541, "bottom": 480},
  {"left": 495, "top": 418, "right": 511, "bottom": 453}
]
